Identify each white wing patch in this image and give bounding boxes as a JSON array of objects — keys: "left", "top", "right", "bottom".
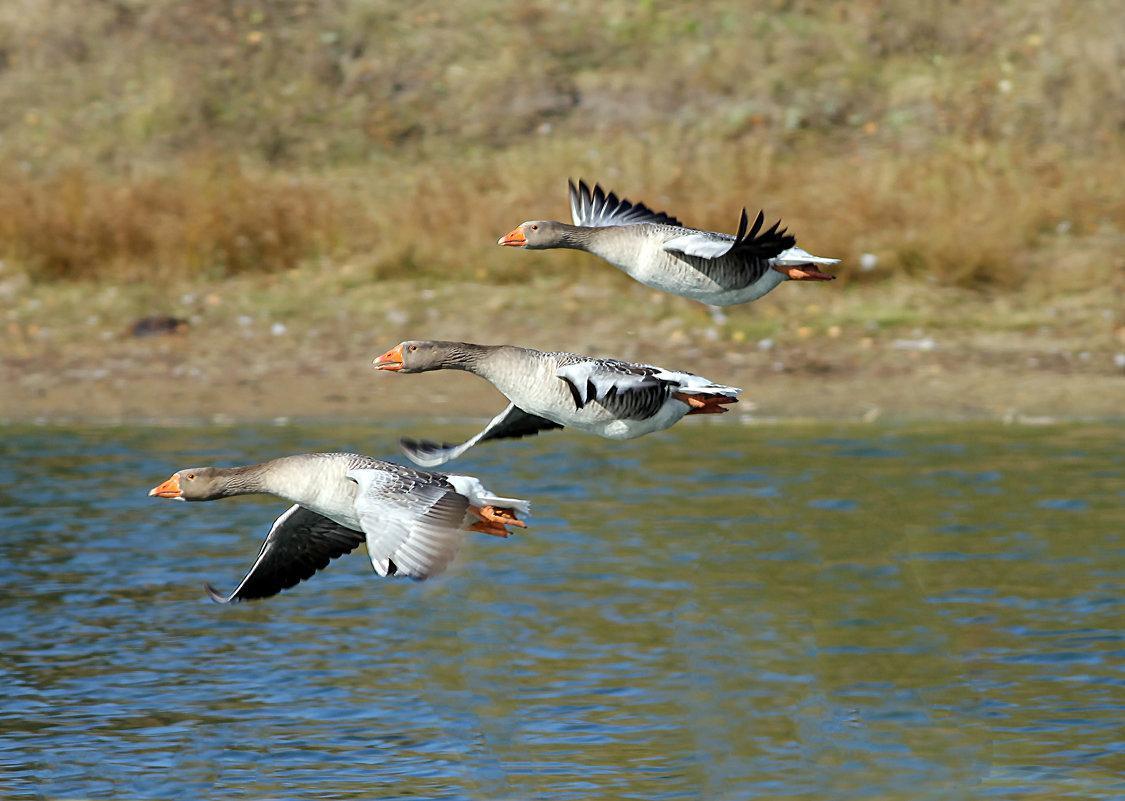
[
  {"left": 772, "top": 246, "right": 841, "bottom": 267},
  {"left": 671, "top": 372, "right": 742, "bottom": 397},
  {"left": 555, "top": 362, "right": 661, "bottom": 408},
  {"left": 445, "top": 474, "right": 531, "bottom": 518},
  {"left": 347, "top": 469, "right": 469, "bottom": 580},
  {"left": 662, "top": 233, "right": 737, "bottom": 260}
]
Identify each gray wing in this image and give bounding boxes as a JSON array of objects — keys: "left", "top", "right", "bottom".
[
  {"left": 205, "top": 504, "right": 366, "bottom": 604},
  {"left": 399, "top": 403, "right": 563, "bottom": 468},
  {"left": 555, "top": 358, "right": 674, "bottom": 419},
  {"left": 569, "top": 179, "right": 684, "bottom": 228},
  {"left": 347, "top": 469, "right": 472, "bottom": 580},
  {"left": 662, "top": 209, "right": 797, "bottom": 281}
]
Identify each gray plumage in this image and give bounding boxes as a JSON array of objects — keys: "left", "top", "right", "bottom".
[
  {"left": 149, "top": 453, "right": 529, "bottom": 602},
  {"left": 498, "top": 179, "right": 837, "bottom": 307},
  {"left": 374, "top": 340, "right": 742, "bottom": 466}
]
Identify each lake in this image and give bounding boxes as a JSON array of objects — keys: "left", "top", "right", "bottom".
[{"left": 2, "top": 421, "right": 1124, "bottom": 800}]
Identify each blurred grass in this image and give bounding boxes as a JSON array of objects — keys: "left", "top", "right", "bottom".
[
  {"left": 0, "top": 159, "right": 348, "bottom": 280},
  {"left": 0, "top": 0, "right": 1121, "bottom": 290}
]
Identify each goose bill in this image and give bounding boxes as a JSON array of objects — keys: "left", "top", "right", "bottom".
[
  {"left": 373, "top": 344, "right": 404, "bottom": 371},
  {"left": 149, "top": 474, "right": 183, "bottom": 499},
  {"left": 497, "top": 226, "right": 526, "bottom": 247}
]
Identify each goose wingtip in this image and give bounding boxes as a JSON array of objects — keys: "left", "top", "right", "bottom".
[{"left": 204, "top": 583, "right": 236, "bottom": 604}]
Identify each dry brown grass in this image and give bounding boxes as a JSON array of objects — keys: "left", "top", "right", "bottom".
[
  {"left": 748, "top": 142, "right": 1125, "bottom": 289},
  {"left": 355, "top": 137, "right": 1125, "bottom": 292},
  {"left": 0, "top": 159, "right": 353, "bottom": 281},
  {"left": 0, "top": 0, "right": 1122, "bottom": 293}
]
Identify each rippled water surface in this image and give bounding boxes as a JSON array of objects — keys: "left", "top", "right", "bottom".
[{"left": 2, "top": 422, "right": 1124, "bottom": 800}]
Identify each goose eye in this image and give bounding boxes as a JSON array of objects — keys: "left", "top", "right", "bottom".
[
  {"left": 408, "top": 345, "right": 417, "bottom": 352},
  {"left": 186, "top": 473, "right": 195, "bottom": 481},
  {"left": 530, "top": 224, "right": 538, "bottom": 230}
]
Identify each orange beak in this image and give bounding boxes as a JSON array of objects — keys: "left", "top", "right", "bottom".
[
  {"left": 149, "top": 473, "right": 183, "bottom": 499},
  {"left": 776, "top": 265, "right": 836, "bottom": 281},
  {"left": 497, "top": 226, "right": 526, "bottom": 247},
  {"left": 373, "top": 344, "right": 404, "bottom": 371}
]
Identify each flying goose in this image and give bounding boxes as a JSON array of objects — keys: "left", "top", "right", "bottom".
[
  {"left": 149, "top": 452, "right": 529, "bottom": 602},
  {"left": 373, "top": 340, "right": 741, "bottom": 466},
  {"left": 499, "top": 179, "right": 837, "bottom": 308}
]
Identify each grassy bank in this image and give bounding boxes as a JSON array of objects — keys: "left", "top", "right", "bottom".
[
  {"left": 1, "top": 2, "right": 1123, "bottom": 424},
  {"left": 0, "top": 0, "right": 1121, "bottom": 291}
]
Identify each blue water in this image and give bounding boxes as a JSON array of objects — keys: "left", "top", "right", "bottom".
[{"left": 2, "top": 422, "right": 1124, "bottom": 799}]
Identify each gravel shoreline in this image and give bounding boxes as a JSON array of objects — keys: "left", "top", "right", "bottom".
[{"left": 3, "top": 276, "right": 1123, "bottom": 426}]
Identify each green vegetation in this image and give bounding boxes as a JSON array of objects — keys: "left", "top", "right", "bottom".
[{"left": 0, "top": 0, "right": 1121, "bottom": 290}]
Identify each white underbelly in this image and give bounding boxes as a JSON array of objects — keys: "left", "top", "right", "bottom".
[
  {"left": 563, "top": 399, "right": 688, "bottom": 440},
  {"left": 614, "top": 251, "right": 787, "bottom": 306},
  {"left": 498, "top": 363, "right": 690, "bottom": 441}
]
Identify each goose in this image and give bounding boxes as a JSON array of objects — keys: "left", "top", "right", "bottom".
[
  {"left": 373, "top": 340, "right": 741, "bottom": 466},
  {"left": 148, "top": 453, "right": 529, "bottom": 602},
  {"left": 498, "top": 179, "right": 837, "bottom": 308}
]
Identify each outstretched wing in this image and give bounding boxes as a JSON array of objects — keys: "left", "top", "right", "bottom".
[
  {"left": 347, "top": 469, "right": 471, "bottom": 580},
  {"left": 206, "top": 504, "right": 365, "bottom": 603},
  {"left": 569, "top": 179, "right": 683, "bottom": 228},
  {"left": 399, "top": 403, "right": 563, "bottom": 468},
  {"left": 555, "top": 358, "right": 676, "bottom": 419},
  {"left": 663, "top": 208, "right": 796, "bottom": 262}
]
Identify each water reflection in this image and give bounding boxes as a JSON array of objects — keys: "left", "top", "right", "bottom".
[{"left": 1, "top": 422, "right": 1124, "bottom": 799}]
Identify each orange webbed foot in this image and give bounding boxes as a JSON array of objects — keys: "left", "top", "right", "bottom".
[
  {"left": 468, "top": 504, "right": 526, "bottom": 538},
  {"left": 785, "top": 266, "right": 835, "bottom": 281},
  {"left": 674, "top": 392, "right": 739, "bottom": 415}
]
